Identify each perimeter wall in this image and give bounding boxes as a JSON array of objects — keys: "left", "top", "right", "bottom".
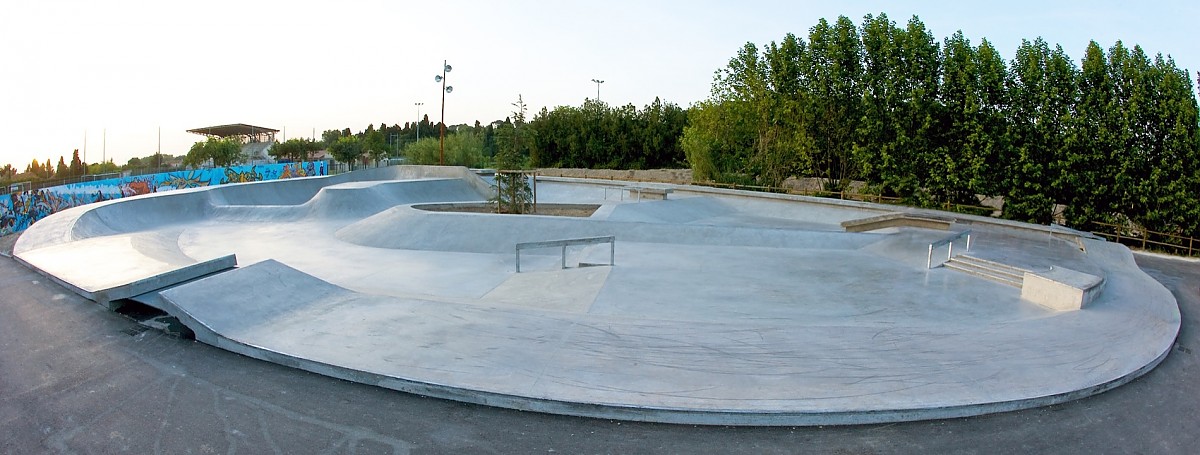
[{"left": 1, "top": 161, "right": 328, "bottom": 236}]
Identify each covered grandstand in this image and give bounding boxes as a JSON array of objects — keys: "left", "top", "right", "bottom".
[{"left": 187, "top": 123, "right": 279, "bottom": 161}]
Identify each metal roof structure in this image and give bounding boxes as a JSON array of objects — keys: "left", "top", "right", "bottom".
[{"left": 187, "top": 123, "right": 279, "bottom": 143}]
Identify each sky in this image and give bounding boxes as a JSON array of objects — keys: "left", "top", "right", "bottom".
[{"left": 1, "top": 0, "right": 1197, "bottom": 170}]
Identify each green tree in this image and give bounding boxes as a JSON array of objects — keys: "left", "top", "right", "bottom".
[
  {"left": 1002, "top": 39, "right": 1078, "bottom": 223},
  {"left": 932, "top": 30, "right": 999, "bottom": 207},
  {"left": 55, "top": 156, "right": 68, "bottom": 178},
  {"left": 403, "top": 131, "right": 485, "bottom": 167},
  {"left": 1112, "top": 48, "right": 1200, "bottom": 236},
  {"left": 681, "top": 99, "right": 756, "bottom": 183},
  {"left": 184, "top": 137, "right": 242, "bottom": 167},
  {"left": 270, "top": 138, "right": 323, "bottom": 163},
  {"left": 969, "top": 38, "right": 1012, "bottom": 198},
  {"left": 1055, "top": 41, "right": 1119, "bottom": 228},
  {"left": 321, "top": 129, "right": 343, "bottom": 148},
  {"left": 803, "top": 16, "right": 863, "bottom": 188},
  {"left": 328, "top": 135, "right": 363, "bottom": 169},
  {"left": 494, "top": 95, "right": 536, "bottom": 170},
  {"left": 493, "top": 95, "right": 536, "bottom": 213},
  {"left": 681, "top": 35, "right": 816, "bottom": 187},
  {"left": 87, "top": 159, "right": 119, "bottom": 175},
  {"left": 69, "top": 149, "right": 85, "bottom": 176},
  {"left": 363, "top": 129, "right": 389, "bottom": 163},
  {"left": 855, "top": 14, "right": 942, "bottom": 203}
]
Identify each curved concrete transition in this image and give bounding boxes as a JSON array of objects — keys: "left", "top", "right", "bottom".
[{"left": 14, "top": 166, "right": 1180, "bottom": 426}]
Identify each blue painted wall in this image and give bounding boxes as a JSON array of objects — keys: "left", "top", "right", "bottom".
[{"left": 1, "top": 161, "right": 328, "bottom": 236}]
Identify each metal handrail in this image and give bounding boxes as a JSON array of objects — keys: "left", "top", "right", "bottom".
[{"left": 927, "top": 230, "right": 972, "bottom": 269}]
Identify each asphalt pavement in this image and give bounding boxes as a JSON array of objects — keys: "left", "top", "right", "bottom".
[{"left": 1, "top": 234, "right": 1197, "bottom": 453}]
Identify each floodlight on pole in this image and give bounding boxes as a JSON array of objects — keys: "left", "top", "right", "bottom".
[
  {"left": 591, "top": 78, "right": 604, "bottom": 101},
  {"left": 435, "top": 60, "right": 453, "bottom": 165}
]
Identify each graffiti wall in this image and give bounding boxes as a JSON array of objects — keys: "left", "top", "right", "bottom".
[{"left": 1, "top": 161, "right": 328, "bottom": 236}]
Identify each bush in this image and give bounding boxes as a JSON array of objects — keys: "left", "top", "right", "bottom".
[{"left": 403, "top": 131, "right": 485, "bottom": 167}]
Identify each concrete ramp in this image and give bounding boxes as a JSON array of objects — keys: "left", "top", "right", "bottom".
[
  {"left": 605, "top": 196, "right": 737, "bottom": 223},
  {"left": 152, "top": 245, "right": 1180, "bottom": 426},
  {"left": 16, "top": 237, "right": 235, "bottom": 308},
  {"left": 159, "top": 260, "right": 353, "bottom": 340},
  {"left": 306, "top": 178, "right": 487, "bottom": 219},
  {"left": 336, "top": 206, "right": 879, "bottom": 254}
]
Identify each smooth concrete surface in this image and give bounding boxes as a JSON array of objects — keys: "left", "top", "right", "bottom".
[
  {"left": 1021, "top": 266, "right": 1106, "bottom": 311},
  {"left": 6, "top": 248, "right": 1200, "bottom": 453},
  {"left": 11, "top": 165, "right": 1181, "bottom": 426}
]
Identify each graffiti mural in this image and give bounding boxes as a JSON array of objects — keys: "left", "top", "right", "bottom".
[{"left": 0, "top": 161, "right": 328, "bottom": 237}]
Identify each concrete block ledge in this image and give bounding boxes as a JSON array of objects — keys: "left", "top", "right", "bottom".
[
  {"left": 1021, "top": 266, "right": 1106, "bottom": 311},
  {"left": 92, "top": 255, "right": 237, "bottom": 308},
  {"left": 841, "top": 212, "right": 953, "bottom": 233}
]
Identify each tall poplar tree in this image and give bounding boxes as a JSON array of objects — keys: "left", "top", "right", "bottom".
[
  {"left": 1003, "top": 39, "right": 1077, "bottom": 224},
  {"left": 803, "top": 16, "right": 863, "bottom": 188}
]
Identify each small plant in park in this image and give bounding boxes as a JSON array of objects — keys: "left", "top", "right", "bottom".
[
  {"left": 491, "top": 170, "right": 533, "bottom": 214},
  {"left": 491, "top": 95, "right": 537, "bottom": 214}
]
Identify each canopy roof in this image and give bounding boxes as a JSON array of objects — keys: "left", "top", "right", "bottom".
[{"left": 187, "top": 123, "right": 279, "bottom": 138}]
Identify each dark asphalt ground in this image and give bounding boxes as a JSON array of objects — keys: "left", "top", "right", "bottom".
[{"left": 1, "top": 233, "right": 1197, "bottom": 454}]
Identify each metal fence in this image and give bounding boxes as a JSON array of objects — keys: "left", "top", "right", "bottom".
[{"left": 1091, "top": 221, "right": 1199, "bottom": 257}]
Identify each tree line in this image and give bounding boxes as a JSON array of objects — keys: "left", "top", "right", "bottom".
[
  {"left": 314, "top": 96, "right": 690, "bottom": 172},
  {"left": 1, "top": 149, "right": 157, "bottom": 191},
  {"left": 682, "top": 13, "right": 1200, "bottom": 237}
]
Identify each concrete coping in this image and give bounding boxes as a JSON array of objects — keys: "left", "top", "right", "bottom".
[{"left": 1020, "top": 266, "right": 1106, "bottom": 311}]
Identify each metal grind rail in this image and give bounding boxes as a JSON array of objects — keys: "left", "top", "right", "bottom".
[
  {"left": 928, "top": 230, "right": 972, "bottom": 269},
  {"left": 515, "top": 236, "right": 615, "bottom": 273}
]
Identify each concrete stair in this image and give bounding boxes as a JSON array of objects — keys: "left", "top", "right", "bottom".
[{"left": 943, "top": 255, "right": 1028, "bottom": 288}]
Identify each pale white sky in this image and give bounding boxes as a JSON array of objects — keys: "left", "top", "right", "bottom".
[{"left": 1, "top": 0, "right": 1196, "bottom": 169}]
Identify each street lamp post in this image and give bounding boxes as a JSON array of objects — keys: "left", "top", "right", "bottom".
[
  {"left": 591, "top": 78, "right": 604, "bottom": 102},
  {"left": 434, "top": 60, "right": 453, "bottom": 165},
  {"left": 414, "top": 102, "right": 424, "bottom": 142}
]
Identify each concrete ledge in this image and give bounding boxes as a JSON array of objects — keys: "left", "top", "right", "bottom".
[
  {"left": 92, "top": 255, "right": 238, "bottom": 309},
  {"left": 1020, "top": 266, "right": 1105, "bottom": 311},
  {"left": 627, "top": 186, "right": 673, "bottom": 200},
  {"left": 842, "top": 212, "right": 953, "bottom": 233}
]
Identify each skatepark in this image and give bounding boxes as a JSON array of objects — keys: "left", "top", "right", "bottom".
[{"left": 9, "top": 165, "right": 1181, "bottom": 426}]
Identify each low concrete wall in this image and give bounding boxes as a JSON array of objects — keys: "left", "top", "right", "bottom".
[{"left": 1020, "top": 266, "right": 1105, "bottom": 311}]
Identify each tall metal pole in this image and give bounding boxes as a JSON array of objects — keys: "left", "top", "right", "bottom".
[
  {"left": 415, "top": 102, "right": 424, "bottom": 141},
  {"left": 434, "top": 60, "right": 452, "bottom": 166},
  {"left": 439, "top": 60, "right": 447, "bottom": 165},
  {"left": 591, "top": 78, "right": 605, "bottom": 101}
]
